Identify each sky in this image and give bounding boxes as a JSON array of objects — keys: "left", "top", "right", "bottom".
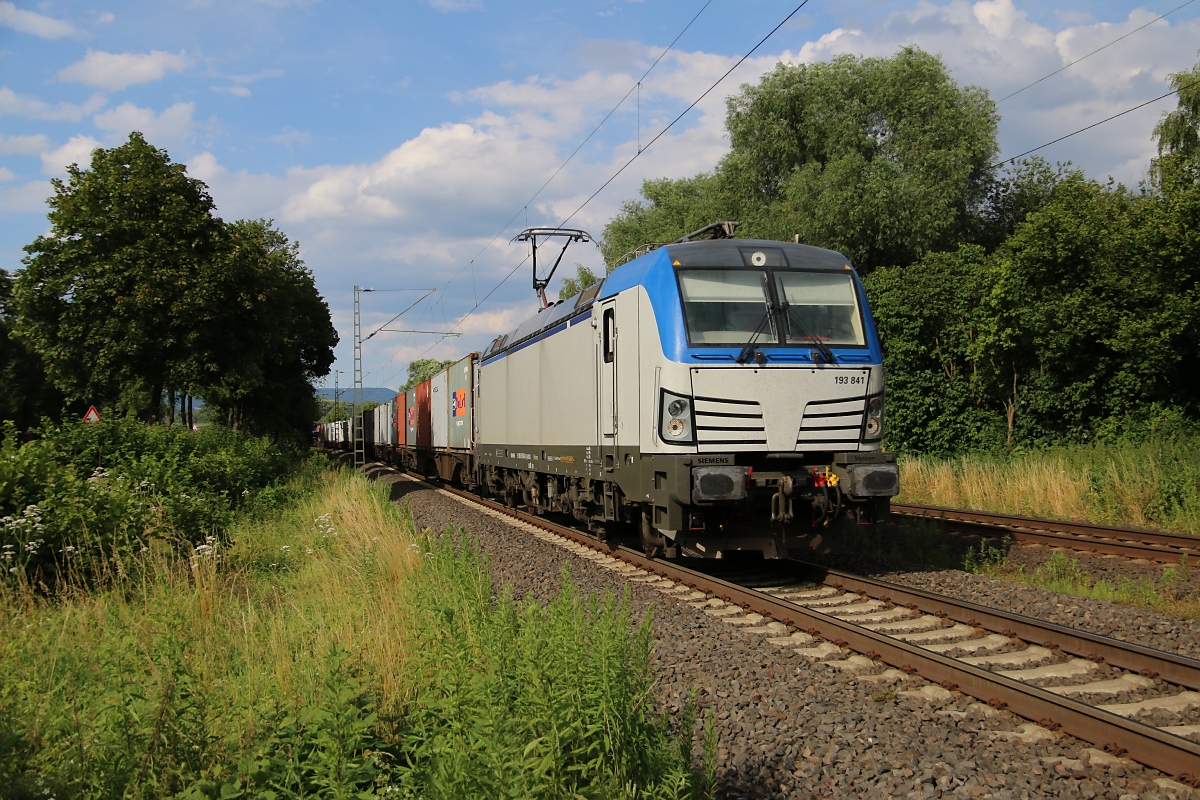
[{"left": 3, "top": 0, "right": 1199, "bottom": 393}]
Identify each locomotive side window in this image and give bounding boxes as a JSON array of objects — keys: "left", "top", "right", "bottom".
[
  {"left": 677, "top": 269, "right": 772, "bottom": 345},
  {"left": 602, "top": 308, "right": 615, "bottom": 363},
  {"left": 774, "top": 272, "right": 865, "bottom": 346}
]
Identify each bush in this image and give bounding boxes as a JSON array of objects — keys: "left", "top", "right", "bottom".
[
  {"left": 0, "top": 417, "right": 300, "bottom": 586},
  {"left": 0, "top": 466, "right": 709, "bottom": 798}
]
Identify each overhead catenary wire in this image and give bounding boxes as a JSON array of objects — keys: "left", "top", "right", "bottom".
[
  {"left": 991, "top": 73, "right": 1200, "bottom": 169},
  {"left": 997, "top": 0, "right": 1198, "bottom": 104},
  {"left": 362, "top": 0, "right": 714, "bottom": 386},
  {"left": 420, "top": 0, "right": 715, "bottom": 311},
  {"left": 409, "top": 0, "right": 815, "bottom": 364},
  {"left": 363, "top": 287, "right": 436, "bottom": 341}
]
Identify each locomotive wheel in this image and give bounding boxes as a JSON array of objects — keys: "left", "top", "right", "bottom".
[{"left": 640, "top": 511, "right": 663, "bottom": 559}]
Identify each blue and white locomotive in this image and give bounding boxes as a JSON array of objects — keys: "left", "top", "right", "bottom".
[{"left": 471, "top": 224, "right": 899, "bottom": 558}]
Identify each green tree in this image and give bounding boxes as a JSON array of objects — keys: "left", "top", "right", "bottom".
[
  {"left": 1154, "top": 55, "right": 1200, "bottom": 165},
  {"left": 864, "top": 245, "right": 999, "bottom": 455},
  {"left": 557, "top": 264, "right": 600, "bottom": 300},
  {"left": 15, "top": 132, "right": 223, "bottom": 422},
  {"left": 600, "top": 173, "right": 731, "bottom": 267},
  {"left": 724, "top": 48, "right": 998, "bottom": 270},
  {"left": 604, "top": 48, "right": 998, "bottom": 272},
  {"left": 401, "top": 358, "right": 454, "bottom": 392},
  {"left": 196, "top": 219, "right": 338, "bottom": 437},
  {"left": 0, "top": 269, "right": 63, "bottom": 429}
]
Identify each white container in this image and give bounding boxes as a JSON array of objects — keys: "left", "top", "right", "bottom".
[{"left": 431, "top": 369, "right": 449, "bottom": 449}]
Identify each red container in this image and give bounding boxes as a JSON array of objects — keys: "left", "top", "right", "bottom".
[
  {"left": 415, "top": 381, "right": 432, "bottom": 447},
  {"left": 392, "top": 394, "right": 403, "bottom": 446}
]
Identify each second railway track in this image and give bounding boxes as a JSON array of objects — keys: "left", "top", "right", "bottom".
[
  {"left": 389, "top": 467, "right": 1200, "bottom": 783},
  {"left": 893, "top": 503, "right": 1200, "bottom": 564}
]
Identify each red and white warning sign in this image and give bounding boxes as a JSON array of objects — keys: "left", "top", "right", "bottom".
[{"left": 82, "top": 405, "right": 101, "bottom": 424}]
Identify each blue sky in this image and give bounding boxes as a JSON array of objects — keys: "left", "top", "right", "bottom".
[{"left": 3, "top": 0, "right": 1199, "bottom": 392}]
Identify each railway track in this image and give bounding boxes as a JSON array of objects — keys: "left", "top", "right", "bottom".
[
  {"left": 389, "top": 470, "right": 1200, "bottom": 783},
  {"left": 893, "top": 503, "right": 1200, "bottom": 564}
]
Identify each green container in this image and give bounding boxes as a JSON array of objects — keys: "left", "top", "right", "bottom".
[{"left": 448, "top": 352, "right": 476, "bottom": 451}]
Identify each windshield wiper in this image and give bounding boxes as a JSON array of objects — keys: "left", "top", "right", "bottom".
[
  {"left": 736, "top": 308, "right": 774, "bottom": 364},
  {"left": 782, "top": 301, "right": 836, "bottom": 364}
]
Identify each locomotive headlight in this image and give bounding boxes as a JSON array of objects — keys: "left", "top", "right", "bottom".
[
  {"left": 863, "top": 393, "right": 884, "bottom": 441},
  {"left": 659, "top": 389, "right": 695, "bottom": 444}
]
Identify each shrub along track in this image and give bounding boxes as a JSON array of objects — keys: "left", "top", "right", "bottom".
[
  {"left": 892, "top": 504, "right": 1200, "bottom": 565},
  {"left": 368, "top": 462, "right": 1200, "bottom": 794}
]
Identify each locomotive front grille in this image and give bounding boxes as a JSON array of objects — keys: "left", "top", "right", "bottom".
[
  {"left": 693, "top": 396, "right": 766, "bottom": 452},
  {"left": 796, "top": 396, "right": 865, "bottom": 452}
]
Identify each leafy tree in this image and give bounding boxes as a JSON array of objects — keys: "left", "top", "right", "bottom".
[
  {"left": 197, "top": 220, "right": 338, "bottom": 437},
  {"left": 733, "top": 49, "right": 997, "bottom": 270},
  {"left": 1154, "top": 55, "right": 1200, "bottom": 164},
  {"left": 0, "top": 270, "right": 63, "bottom": 429},
  {"left": 557, "top": 264, "right": 600, "bottom": 301},
  {"left": 975, "top": 157, "right": 1078, "bottom": 251},
  {"left": 401, "top": 358, "right": 454, "bottom": 391},
  {"left": 605, "top": 48, "right": 998, "bottom": 272},
  {"left": 15, "top": 132, "right": 223, "bottom": 422},
  {"left": 600, "top": 174, "right": 731, "bottom": 267},
  {"left": 864, "top": 246, "right": 999, "bottom": 455}
]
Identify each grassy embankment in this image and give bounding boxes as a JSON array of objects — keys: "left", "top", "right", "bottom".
[
  {"left": 895, "top": 436, "right": 1200, "bottom": 534},
  {"left": 1, "top": 452, "right": 711, "bottom": 798},
  {"left": 894, "top": 436, "right": 1200, "bottom": 619}
]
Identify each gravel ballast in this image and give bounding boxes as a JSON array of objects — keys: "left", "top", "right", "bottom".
[{"left": 370, "top": 467, "right": 1198, "bottom": 799}]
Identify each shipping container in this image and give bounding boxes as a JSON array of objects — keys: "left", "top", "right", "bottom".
[
  {"left": 448, "top": 353, "right": 476, "bottom": 451},
  {"left": 393, "top": 396, "right": 403, "bottom": 447},
  {"left": 415, "top": 381, "right": 431, "bottom": 447},
  {"left": 405, "top": 388, "right": 417, "bottom": 447},
  {"left": 358, "top": 409, "right": 371, "bottom": 453},
  {"left": 431, "top": 369, "right": 449, "bottom": 449}
]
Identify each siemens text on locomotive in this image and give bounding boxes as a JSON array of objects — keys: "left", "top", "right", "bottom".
[{"left": 319, "top": 226, "right": 900, "bottom": 558}]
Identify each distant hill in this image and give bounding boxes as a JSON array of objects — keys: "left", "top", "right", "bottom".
[{"left": 316, "top": 387, "right": 398, "bottom": 404}]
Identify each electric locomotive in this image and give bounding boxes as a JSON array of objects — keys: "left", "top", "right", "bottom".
[{"left": 472, "top": 223, "right": 899, "bottom": 558}]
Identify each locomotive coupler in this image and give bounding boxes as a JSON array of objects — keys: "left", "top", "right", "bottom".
[{"left": 770, "top": 475, "right": 794, "bottom": 524}]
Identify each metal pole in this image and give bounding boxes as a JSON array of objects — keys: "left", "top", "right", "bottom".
[{"left": 353, "top": 286, "right": 365, "bottom": 467}]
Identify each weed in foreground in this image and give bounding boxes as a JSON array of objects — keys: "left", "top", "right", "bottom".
[{"left": 0, "top": 467, "right": 711, "bottom": 798}]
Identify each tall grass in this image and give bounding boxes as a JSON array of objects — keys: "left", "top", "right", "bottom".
[
  {"left": 897, "top": 435, "right": 1200, "bottom": 534},
  {"left": 0, "top": 465, "right": 708, "bottom": 798}
]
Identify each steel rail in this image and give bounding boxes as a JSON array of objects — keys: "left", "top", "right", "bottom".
[
  {"left": 409, "top": 476, "right": 1200, "bottom": 781},
  {"left": 893, "top": 503, "right": 1200, "bottom": 564}
]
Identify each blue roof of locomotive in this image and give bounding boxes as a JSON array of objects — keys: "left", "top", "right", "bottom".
[{"left": 481, "top": 239, "right": 883, "bottom": 365}]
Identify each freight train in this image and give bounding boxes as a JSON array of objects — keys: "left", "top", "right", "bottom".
[{"left": 319, "top": 227, "right": 899, "bottom": 558}]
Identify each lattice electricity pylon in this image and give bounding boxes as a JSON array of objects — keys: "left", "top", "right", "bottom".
[
  {"left": 511, "top": 227, "right": 594, "bottom": 308},
  {"left": 352, "top": 285, "right": 371, "bottom": 468}
]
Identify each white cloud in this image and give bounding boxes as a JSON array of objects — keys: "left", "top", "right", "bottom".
[
  {"left": 0, "top": 179, "right": 51, "bottom": 213},
  {"left": 40, "top": 135, "right": 103, "bottom": 176},
  {"left": 213, "top": 85, "right": 253, "bottom": 97},
  {"left": 93, "top": 101, "right": 196, "bottom": 145},
  {"left": 268, "top": 127, "right": 311, "bottom": 150},
  {"left": 0, "top": 133, "right": 49, "bottom": 154},
  {"left": 778, "top": 0, "right": 1200, "bottom": 183},
  {"left": 0, "top": 1, "right": 78, "bottom": 38},
  {"left": 58, "top": 50, "right": 189, "bottom": 91},
  {"left": 428, "top": 0, "right": 481, "bottom": 11},
  {"left": 0, "top": 166, "right": 14, "bottom": 181},
  {"left": 96, "top": 11, "right": 114, "bottom": 24},
  {"left": 0, "top": 88, "right": 106, "bottom": 121}
]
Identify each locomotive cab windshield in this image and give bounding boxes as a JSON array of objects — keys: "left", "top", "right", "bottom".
[{"left": 675, "top": 254, "right": 866, "bottom": 351}]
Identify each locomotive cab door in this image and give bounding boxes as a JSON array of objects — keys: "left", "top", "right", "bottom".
[{"left": 599, "top": 299, "right": 617, "bottom": 471}]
